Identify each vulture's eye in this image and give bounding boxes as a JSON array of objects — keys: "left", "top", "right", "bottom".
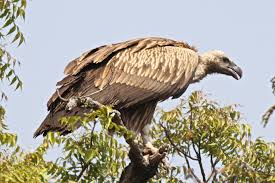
[{"left": 222, "top": 57, "right": 230, "bottom": 63}]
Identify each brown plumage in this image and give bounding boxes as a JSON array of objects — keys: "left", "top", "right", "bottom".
[{"left": 34, "top": 37, "right": 242, "bottom": 138}]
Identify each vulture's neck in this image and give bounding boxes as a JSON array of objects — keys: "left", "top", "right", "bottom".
[{"left": 191, "top": 55, "right": 216, "bottom": 83}]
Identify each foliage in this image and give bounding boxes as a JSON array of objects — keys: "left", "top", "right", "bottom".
[
  {"left": 0, "top": 105, "right": 53, "bottom": 182},
  {"left": 0, "top": 143, "right": 53, "bottom": 183},
  {"left": 0, "top": 2, "right": 53, "bottom": 182},
  {"left": 0, "top": 105, "right": 129, "bottom": 182},
  {"left": 0, "top": 0, "right": 26, "bottom": 100},
  {"left": 44, "top": 106, "right": 130, "bottom": 182},
  {"left": 1, "top": 91, "right": 275, "bottom": 182},
  {"left": 262, "top": 76, "right": 275, "bottom": 127},
  {"left": 152, "top": 91, "right": 275, "bottom": 182},
  {"left": 0, "top": 106, "right": 16, "bottom": 147}
]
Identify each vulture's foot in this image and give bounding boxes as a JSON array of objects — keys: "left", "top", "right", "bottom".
[
  {"left": 120, "top": 139, "right": 169, "bottom": 182},
  {"left": 65, "top": 96, "right": 121, "bottom": 117},
  {"left": 80, "top": 97, "right": 103, "bottom": 108},
  {"left": 143, "top": 142, "right": 159, "bottom": 155},
  {"left": 64, "top": 96, "right": 102, "bottom": 111},
  {"left": 65, "top": 97, "right": 80, "bottom": 111},
  {"left": 143, "top": 143, "right": 171, "bottom": 169}
]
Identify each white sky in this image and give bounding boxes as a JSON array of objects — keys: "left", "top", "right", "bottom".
[{"left": 3, "top": 0, "right": 275, "bottom": 156}]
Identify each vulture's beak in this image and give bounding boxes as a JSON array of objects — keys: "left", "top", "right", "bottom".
[{"left": 227, "top": 64, "right": 242, "bottom": 80}]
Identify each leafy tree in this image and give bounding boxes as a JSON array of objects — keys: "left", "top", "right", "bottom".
[
  {"left": 15, "top": 91, "right": 271, "bottom": 183},
  {"left": 0, "top": 0, "right": 26, "bottom": 175},
  {"left": 152, "top": 91, "right": 275, "bottom": 182},
  {"left": 0, "top": 0, "right": 26, "bottom": 100},
  {"left": 1, "top": 90, "right": 275, "bottom": 182},
  {"left": 45, "top": 106, "right": 129, "bottom": 182},
  {"left": 0, "top": 1, "right": 50, "bottom": 182}
]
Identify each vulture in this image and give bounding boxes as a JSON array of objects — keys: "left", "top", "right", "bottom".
[{"left": 34, "top": 37, "right": 242, "bottom": 150}]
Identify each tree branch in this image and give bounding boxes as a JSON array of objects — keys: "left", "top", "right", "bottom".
[
  {"left": 62, "top": 96, "right": 168, "bottom": 182},
  {"left": 192, "top": 140, "right": 206, "bottom": 182},
  {"left": 207, "top": 155, "right": 219, "bottom": 182},
  {"left": 119, "top": 139, "right": 168, "bottom": 183},
  {"left": 185, "top": 156, "right": 202, "bottom": 183}
]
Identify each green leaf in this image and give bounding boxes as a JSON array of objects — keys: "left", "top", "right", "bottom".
[
  {"left": 15, "top": 81, "right": 22, "bottom": 90},
  {"left": 19, "top": 8, "right": 25, "bottom": 19},
  {"left": 6, "top": 25, "right": 16, "bottom": 35},
  {"left": 18, "top": 33, "right": 24, "bottom": 46},
  {"left": 21, "top": 0, "right": 27, "bottom": 8},
  {"left": 10, "top": 76, "right": 17, "bottom": 85},
  {"left": 11, "top": 31, "right": 20, "bottom": 43},
  {"left": 0, "top": 9, "right": 9, "bottom": 19},
  {"left": 2, "top": 18, "right": 13, "bottom": 28},
  {"left": 1, "top": 63, "right": 10, "bottom": 72},
  {"left": 6, "top": 69, "right": 13, "bottom": 77},
  {"left": 84, "top": 149, "right": 95, "bottom": 162}
]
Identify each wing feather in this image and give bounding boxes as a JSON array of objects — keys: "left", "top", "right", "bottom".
[
  {"left": 48, "top": 37, "right": 198, "bottom": 112},
  {"left": 64, "top": 37, "right": 197, "bottom": 75},
  {"left": 98, "top": 45, "right": 199, "bottom": 99}
]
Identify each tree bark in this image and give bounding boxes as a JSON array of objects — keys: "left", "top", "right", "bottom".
[{"left": 119, "top": 139, "right": 168, "bottom": 183}]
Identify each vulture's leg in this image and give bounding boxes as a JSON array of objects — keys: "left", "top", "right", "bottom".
[
  {"left": 141, "top": 124, "right": 158, "bottom": 154},
  {"left": 141, "top": 124, "right": 171, "bottom": 168}
]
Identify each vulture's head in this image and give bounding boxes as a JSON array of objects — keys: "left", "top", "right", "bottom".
[{"left": 192, "top": 50, "right": 242, "bottom": 83}]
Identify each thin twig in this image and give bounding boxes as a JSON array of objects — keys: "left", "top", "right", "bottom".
[
  {"left": 192, "top": 140, "right": 206, "bottom": 182},
  {"left": 160, "top": 123, "right": 198, "bottom": 161},
  {"left": 77, "top": 122, "right": 97, "bottom": 181},
  {"left": 208, "top": 155, "right": 219, "bottom": 182},
  {"left": 210, "top": 155, "right": 214, "bottom": 169},
  {"left": 160, "top": 123, "right": 202, "bottom": 182},
  {"left": 90, "top": 121, "right": 97, "bottom": 148},
  {"left": 181, "top": 150, "right": 202, "bottom": 183},
  {"left": 206, "top": 168, "right": 217, "bottom": 183},
  {"left": 189, "top": 108, "right": 206, "bottom": 182},
  {"left": 77, "top": 163, "right": 89, "bottom": 182}
]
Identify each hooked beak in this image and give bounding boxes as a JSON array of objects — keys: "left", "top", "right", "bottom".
[{"left": 227, "top": 65, "right": 243, "bottom": 80}]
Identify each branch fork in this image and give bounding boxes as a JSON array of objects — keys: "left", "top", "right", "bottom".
[{"left": 120, "top": 139, "right": 169, "bottom": 183}]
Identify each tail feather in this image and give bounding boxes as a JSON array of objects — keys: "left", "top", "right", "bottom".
[{"left": 33, "top": 107, "right": 89, "bottom": 138}]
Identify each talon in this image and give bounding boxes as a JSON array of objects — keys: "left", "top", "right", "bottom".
[
  {"left": 112, "top": 109, "right": 121, "bottom": 116},
  {"left": 143, "top": 142, "right": 159, "bottom": 155},
  {"left": 65, "top": 97, "right": 79, "bottom": 111},
  {"left": 84, "top": 97, "right": 102, "bottom": 108}
]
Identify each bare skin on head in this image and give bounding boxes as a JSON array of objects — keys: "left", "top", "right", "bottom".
[{"left": 192, "top": 50, "right": 242, "bottom": 83}]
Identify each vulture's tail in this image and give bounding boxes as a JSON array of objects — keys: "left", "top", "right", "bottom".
[{"left": 33, "top": 107, "right": 89, "bottom": 138}]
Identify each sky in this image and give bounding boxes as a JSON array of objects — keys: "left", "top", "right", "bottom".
[{"left": 2, "top": 0, "right": 275, "bottom": 157}]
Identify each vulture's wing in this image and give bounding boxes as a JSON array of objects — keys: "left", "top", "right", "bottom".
[
  {"left": 34, "top": 37, "right": 199, "bottom": 137},
  {"left": 47, "top": 37, "right": 199, "bottom": 112}
]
